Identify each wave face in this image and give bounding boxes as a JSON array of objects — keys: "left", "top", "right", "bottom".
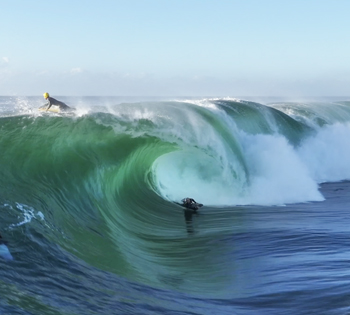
[
  {"left": 5, "top": 98, "right": 350, "bottom": 209},
  {"left": 2, "top": 97, "right": 350, "bottom": 308}
]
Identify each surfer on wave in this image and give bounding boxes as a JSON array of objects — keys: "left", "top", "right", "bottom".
[
  {"left": 42, "top": 92, "right": 71, "bottom": 111},
  {"left": 181, "top": 198, "right": 203, "bottom": 211},
  {"left": 180, "top": 198, "right": 203, "bottom": 234}
]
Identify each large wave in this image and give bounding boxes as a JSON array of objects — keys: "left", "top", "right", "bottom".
[
  {"left": 2, "top": 98, "right": 350, "bottom": 292},
  {"left": 2, "top": 99, "right": 350, "bottom": 208}
]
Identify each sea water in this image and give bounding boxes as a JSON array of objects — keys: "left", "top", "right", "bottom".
[{"left": 1, "top": 96, "right": 350, "bottom": 314}]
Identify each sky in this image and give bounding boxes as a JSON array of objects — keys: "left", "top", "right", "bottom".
[{"left": 1, "top": 0, "right": 350, "bottom": 97}]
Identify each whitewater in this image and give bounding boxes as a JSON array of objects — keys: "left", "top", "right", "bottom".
[{"left": 1, "top": 96, "right": 350, "bottom": 314}]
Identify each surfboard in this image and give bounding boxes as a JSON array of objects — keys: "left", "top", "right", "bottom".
[
  {"left": 38, "top": 105, "right": 61, "bottom": 113},
  {"left": 0, "top": 244, "right": 13, "bottom": 260}
]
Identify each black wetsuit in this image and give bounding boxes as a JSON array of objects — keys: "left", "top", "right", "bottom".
[
  {"left": 181, "top": 198, "right": 203, "bottom": 210},
  {"left": 45, "top": 97, "right": 70, "bottom": 111}
]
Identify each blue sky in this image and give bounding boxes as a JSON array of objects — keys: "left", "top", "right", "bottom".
[{"left": 1, "top": 0, "right": 350, "bottom": 96}]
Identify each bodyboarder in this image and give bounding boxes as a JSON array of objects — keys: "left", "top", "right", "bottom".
[
  {"left": 42, "top": 93, "right": 71, "bottom": 111},
  {"left": 181, "top": 198, "right": 203, "bottom": 211}
]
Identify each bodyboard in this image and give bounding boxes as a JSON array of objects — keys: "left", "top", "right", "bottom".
[
  {"left": 38, "top": 105, "right": 61, "bottom": 113},
  {"left": 175, "top": 201, "right": 203, "bottom": 210}
]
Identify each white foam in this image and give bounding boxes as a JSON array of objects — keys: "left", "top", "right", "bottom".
[
  {"left": 241, "top": 133, "right": 324, "bottom": 205},
  {"left": 298, "top": 123, "right": 350, "bottom": 183},
  {"left": 10, "top": 203, "right": 45, "bottom": 227}
]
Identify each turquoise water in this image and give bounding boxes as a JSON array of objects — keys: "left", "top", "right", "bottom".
[{"left": 1, "top": 96, "right": 350, "bottom": 314}]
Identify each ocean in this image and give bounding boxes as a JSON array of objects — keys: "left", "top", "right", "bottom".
[{"left": 1, "top": 96, "right": 350, "bottom": 314}]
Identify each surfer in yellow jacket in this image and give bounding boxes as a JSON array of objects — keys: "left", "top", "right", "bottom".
[{"left": 43, "top": 93, "right": 71, "bottom": 111}]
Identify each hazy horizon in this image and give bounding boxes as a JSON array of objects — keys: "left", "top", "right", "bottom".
[{"left": 2, "top": 0, "right": 350, "bottom": 97}]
